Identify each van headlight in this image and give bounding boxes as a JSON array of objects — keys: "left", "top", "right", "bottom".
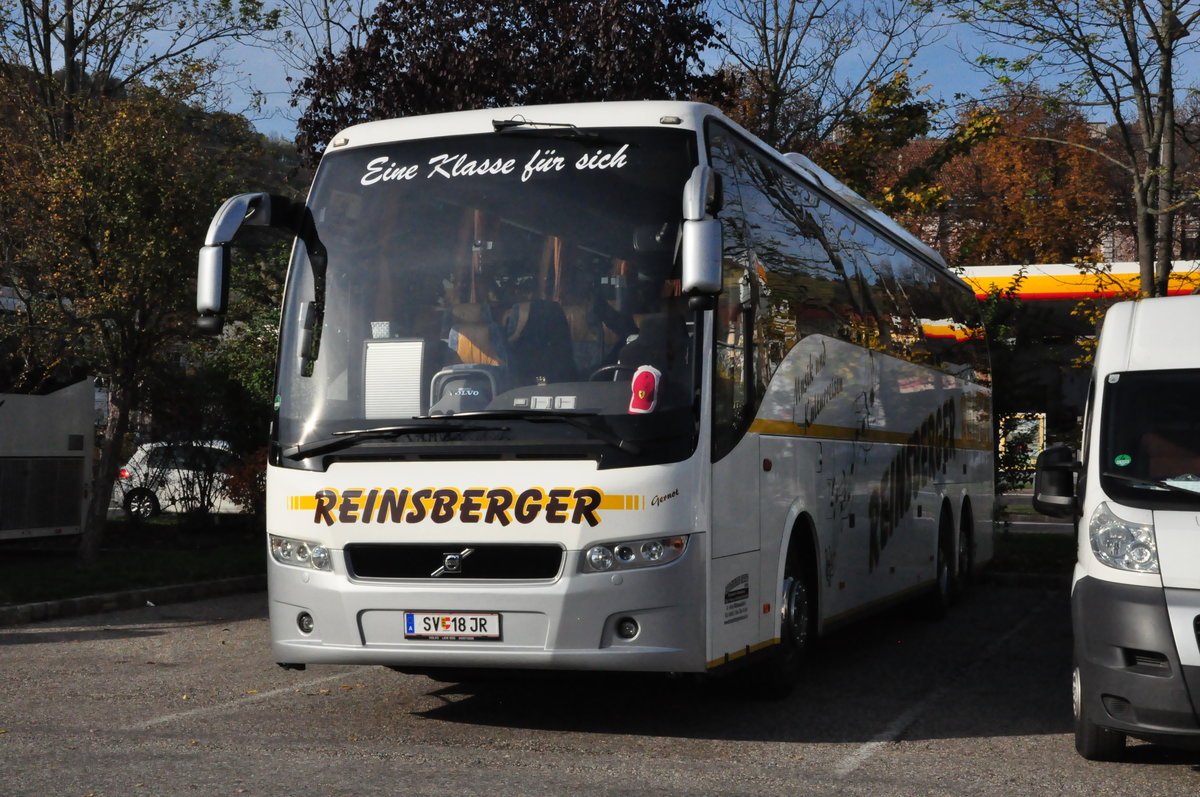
[
  {"left": 1089, "top": 502, "right": 1158, "bottom": 573},
  {"left": 271, "top": 535, "right": 333, "bottom": 571},
  {"left": 580, "top": 535, "right": 688, "bottom": 573}
]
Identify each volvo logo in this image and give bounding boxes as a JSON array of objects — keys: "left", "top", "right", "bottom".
[{"left": 432, "top": 547, "right": 475, "bottom": 577}]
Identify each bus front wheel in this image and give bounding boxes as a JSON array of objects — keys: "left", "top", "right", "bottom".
[{"left": 752, "top": 555, "right": 814, "bottom": 696}]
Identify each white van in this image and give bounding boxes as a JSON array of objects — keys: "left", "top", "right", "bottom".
[{"left": 1034, "top": 293, "right": 1200, "bottom": 760}]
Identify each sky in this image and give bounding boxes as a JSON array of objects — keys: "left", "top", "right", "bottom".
[{"left": 229, "top": 14, "right": 1022, "bottom": 142}]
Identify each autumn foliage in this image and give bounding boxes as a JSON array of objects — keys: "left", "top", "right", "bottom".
[{"left": 933, "top": 97, "right": 1121, "bottom": 268}]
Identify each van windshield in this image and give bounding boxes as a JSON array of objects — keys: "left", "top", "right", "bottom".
[
  {"left": 274, "top": 127, "right": 699, "bottom": 470},
  {"left": 1100, "top": 369, "right": 1200, "bottom": 508}
]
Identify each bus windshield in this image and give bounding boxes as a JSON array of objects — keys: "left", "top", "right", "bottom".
[
  {"left": 1100, "top": 368, "right": 1200, "bottom": 509},
  {"left": 275, "top": 127, "right": 700, "bottom": 469}
]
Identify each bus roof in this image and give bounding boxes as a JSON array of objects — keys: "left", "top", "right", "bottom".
[
  {"left": 326, "top": 100, "right": 951, "bottom": 278},
  {"left": 328, "top": 100, "right": 720, "bottom": 150}
]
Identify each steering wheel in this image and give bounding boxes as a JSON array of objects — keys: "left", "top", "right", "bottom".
[{"left": 589, "top": 364, "right": 639, "bottom": 382}]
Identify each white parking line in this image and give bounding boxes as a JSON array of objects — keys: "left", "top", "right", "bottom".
[
  {"left": 124, "top": 670, "right": 362, "bottom": 731},
  {"left": 833, "top": 594, "right": 1050, "bottom": 777}
]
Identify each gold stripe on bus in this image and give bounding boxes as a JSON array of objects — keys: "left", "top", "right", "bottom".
[
  {"left": 748, "top": 418, "right": 991, "bottom": 450},
  {"left": 599, "top": 494, "right": 642, "bottom": 511},
  {"left": 289, "top": 495, "right": 318, "bottom": 511},
  {"left": 706, "top": 638, "right": 779, "bottom": 670}
]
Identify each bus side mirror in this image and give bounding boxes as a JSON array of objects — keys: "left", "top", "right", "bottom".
[
  {"left": 1032, "top": 445, "right": 1079, "bottom": 518},
  {"left": 197, "top": 244, "right": 229, "bottom": 334},
  {"left": 682, "top": 219, "right": 721, "bottom": 300},
  {"left": 681, "top": 166, "right": 722, "bottom": 303},
  {"left": 196, "top": 193, "right": 302, "bottom": 335}
]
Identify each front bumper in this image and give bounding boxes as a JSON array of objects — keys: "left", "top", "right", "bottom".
[
  {"left": 267, "top": 541, "right": 707, "bottom": 673},
  {"left": 1073, "top": 576, "right": 1200, "bottom": 744}
]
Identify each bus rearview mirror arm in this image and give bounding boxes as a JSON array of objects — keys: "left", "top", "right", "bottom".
[
  {"left": 196, "top": 193, "right": 317, "bottom": 336},
  {"left": 681, "top": 165, "right": 723, "bottom": 305}
]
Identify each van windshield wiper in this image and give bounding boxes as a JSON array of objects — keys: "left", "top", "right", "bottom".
[
  {"left": 1101, "top": 471, "right": 1200, "bottom": 496},
  {"left": 283, "top": 422, "right": 500, "bottom": 461},
  {"left": 446, "top": 410, "right": 641, "bottom": 455}
]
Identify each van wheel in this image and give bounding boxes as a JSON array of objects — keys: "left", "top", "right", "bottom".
[
  {"left": 124, "top": 488, "right": 160, "bottom": 519},
  {"left": 1073, "top": 665, "right": 1126, "bottom": 760}
]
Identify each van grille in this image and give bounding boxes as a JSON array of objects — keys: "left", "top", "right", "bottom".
[{"left": 344, "top": 543, "right": 564, "bottom": 580}]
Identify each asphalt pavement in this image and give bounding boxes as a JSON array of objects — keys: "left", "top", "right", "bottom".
[{"left": 0, "top": 491, "right": 1068, "bottom": 629}]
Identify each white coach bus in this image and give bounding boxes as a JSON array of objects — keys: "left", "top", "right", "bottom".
[{"left": 197, "top": 102, "right": 993, "bottom": 687}]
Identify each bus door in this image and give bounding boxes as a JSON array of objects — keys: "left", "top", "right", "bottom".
[{"left": 708, "top": 250, "right": 763, "bottom": 662}]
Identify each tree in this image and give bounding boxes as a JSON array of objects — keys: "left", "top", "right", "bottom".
[
  {"left": 947, "top": 0, "right": 1200, "bottom": 297},
  {"left": 292, "top": 0, "right": 720, "bottom": 163},
  {"left": 267, "top": 0, "right": 373, "bottom": 79},
  {"left": 712, "top": 0, "right": 936, "bottom": 152},
  {"left": 0, "top": 0, "right": 278, "bottom": 142},
  {"left": 0, "top": 87, "right": 270, "bottom": 560},
  {"left": 0, "top": 0, "right": 282, "bottom": 560},
  {"left": 932, "top": 94, "right": 1121, "bottom": 267},
  {"left": 813, "top": 70, "right": 1000, "bottom": 220}
]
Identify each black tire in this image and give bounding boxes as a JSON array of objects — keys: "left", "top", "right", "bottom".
[
  {"left": 953, "top": 521, "right": 973, "bottom": 601},
  {"left": 753, "top": 551, "right": 815, "bottom": 696},
  {"left": 124, "top": 488, "right": 160, "bottom": 519},
  {"left": 1073, "top": 665, "right": 1127, "bottom": 761},
  {"left": 924, "top": 511, "right": 953, "bottom": 620}
]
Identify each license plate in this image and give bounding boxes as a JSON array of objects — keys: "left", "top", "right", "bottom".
[{"left": 404, "top": 612, "right": 501, "bottom": 641}]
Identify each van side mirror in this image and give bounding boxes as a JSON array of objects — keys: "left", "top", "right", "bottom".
[
  {"left": 681, "top": 166, "right": 723, "bottom": 303},
  {"left": 1032, "top": 445, "right": 1079, "bottom": 518}
]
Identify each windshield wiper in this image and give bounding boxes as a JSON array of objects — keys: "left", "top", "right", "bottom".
[
  {"left": 493, "top": 118, "right": 578, "bottom": 132},
  {"left": 491, "top": 118, "right": 621, "bottom": 144},
  {"left": 1101, "top": 471, "right": 1200, "bottom": 496},
  {"left": 446, "top": 410, "right": 641, "bottom": 455},
  {"left": 284, "top": 422, "right": 501, "bottom": 461}
]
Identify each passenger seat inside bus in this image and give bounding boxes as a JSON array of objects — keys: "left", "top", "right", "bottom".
[
  {"left": 505, "top": 299, "right": 576, "bottom": 385},
  {"left": 617, "top": 312, "right": 690, "bottom": 394},
  {"left": 444, "top": 303, "right": 505, "bottom": 367}
]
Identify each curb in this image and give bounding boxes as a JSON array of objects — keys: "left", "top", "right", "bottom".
[{"left": 0, "top": 574, "right": 266, "bottom": 628}]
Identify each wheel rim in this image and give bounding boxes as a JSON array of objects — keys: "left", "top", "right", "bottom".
[
  {"left": 780, "top": 576, "right": 810, "bottom": 650},
  {"left": 1072, "top": 666, "right": 1082, "bottom": 721},
  {"left": 128, "top": 493, "right": 154, "bottom": 518}
]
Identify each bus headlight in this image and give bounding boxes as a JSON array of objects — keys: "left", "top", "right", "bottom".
[
  {"left": 1089, "top": 502, "right": 1158, "bottom": 573},
  {"left": 581, "top": 535, "right": 688, "bottom": 573},
  {"left": 271, "top": 535, "right": 333, "bottom": 571}
]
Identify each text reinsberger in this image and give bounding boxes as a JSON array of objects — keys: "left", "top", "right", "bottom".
[{"left": 311, "top": 486, "right": 605, "bottom": 527}]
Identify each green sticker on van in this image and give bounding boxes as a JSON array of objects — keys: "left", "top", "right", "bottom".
[{"left": 1114, "top": 454, "right": 1132, "bottom": 467}]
